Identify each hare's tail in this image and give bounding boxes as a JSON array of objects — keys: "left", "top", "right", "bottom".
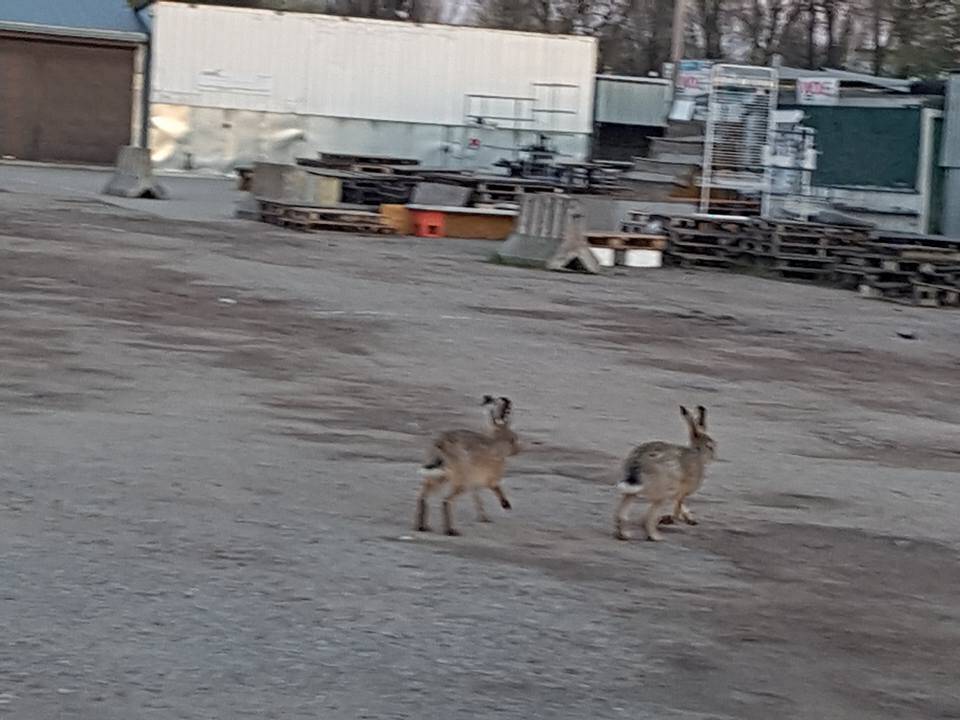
[
  {"left": 617, "top": 462, "right": 643, "bottom": 495},
  {"left": 419, "top": 454, "right": 446, "bottom": 479}
]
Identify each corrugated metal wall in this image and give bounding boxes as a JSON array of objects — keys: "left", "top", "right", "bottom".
[
  {"left": 150, "top": 2, "right": 596, "bottom": 133},
  {"left": 594, "top": 75, "right": 670, "bottom": 127}
]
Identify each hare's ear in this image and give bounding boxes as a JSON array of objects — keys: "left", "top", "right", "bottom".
[
  {"left": 696, "top": 405, "right": 707, "bottom": 430},
  {"left": 482, "top": 395, "right": 495, "bottom": 406},
  {"left": 495, "top": 396, "right": 513, "bottom": 425},
  {"left": 680, "top": 405, "right": 700, "bottom": 435}
]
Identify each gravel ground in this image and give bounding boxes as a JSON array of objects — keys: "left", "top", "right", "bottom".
[{"left": 0, "top": 175, "right": 958, "bottom": 719}]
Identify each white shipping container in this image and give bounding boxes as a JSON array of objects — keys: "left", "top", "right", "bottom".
[{"left": 150, "top": 2, "right": 597, "bottom": 133}]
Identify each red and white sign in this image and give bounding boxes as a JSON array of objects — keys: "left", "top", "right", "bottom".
[
  {"left": 675, "top": 60, "right": 714, "bottom": 98},
  {"left": 796, "top": 77, "right": 839, "bottom": 106}
]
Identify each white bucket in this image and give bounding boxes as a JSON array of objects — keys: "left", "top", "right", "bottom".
[{"left": 623, "top": 249, "right": 663, "bottom": 268}]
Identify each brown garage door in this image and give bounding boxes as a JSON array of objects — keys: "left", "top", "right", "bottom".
[{"left": 0, "top": 33, "right": 134, "bottom": 165}]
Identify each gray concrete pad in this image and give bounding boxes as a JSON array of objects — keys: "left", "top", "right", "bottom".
[{"left": 0, "top": 165, "right": 958, "bottom": 719}]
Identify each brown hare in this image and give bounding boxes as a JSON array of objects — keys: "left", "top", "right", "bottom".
[
  {"left": 614, "top": 405, "right": 716, "bottom": 542},
  {"left": 415, "top": 395, "right": 520, "bottom": 537}
]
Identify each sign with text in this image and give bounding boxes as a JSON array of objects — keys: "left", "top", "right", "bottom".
[
  {"left": 675, "top": 60, "right": 714, "bottom": 98},
  {"left": 796, "top": 77, "right": 839, "bottom": 105}
]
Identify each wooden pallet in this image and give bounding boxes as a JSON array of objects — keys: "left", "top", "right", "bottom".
[
  {"left": 670, "top": 240, "right": 737, "bottom": 255},
  {"left": 473, "top": 181, "right": 558, "bottom": 206},
  {"left": 873, "top": 231, "right": 960, "bottom": 253},
  {"left": 670, "top": 215, "right": 753, "bottom": 234},
  {"left": 774, "top": 253, "right": 835, "bottom": 268},
  {"left": 585, "top": 231, "right": 667, "bottom": 250},
  {"left": 259, "top": 200, "right": 394, "bottom": 234},
  {"left": 760, "top": 222, "right": 868, "bottom": 260},
  {"left": 912, "top": 280, "right": 960, "bottom": 307},
  {"left": 354, "top": 163, "right": 395, "bottom": 175},
  {"left": 837, "top": 266, "right": 913, "bottom": 282},
  {"left": 317, "top": 152, "right": 419, "bottom": 168},
  {"left": 917, "top": 263, "right": 960, "bottom": 277},
  {"left": 669, "top": 251, "right": 734, "bottom": 268},
  {"left": 757, "top": 218, "right": 868, "bottom": 234},
  {"left": 858, "top": 280, "right": 914, "bottom": 302},
  {"left": 700, "top": 199, "right": 762, "bottom": 216},
  {"left": 774, "top": 262, "right": 835, "bottom": 282}
]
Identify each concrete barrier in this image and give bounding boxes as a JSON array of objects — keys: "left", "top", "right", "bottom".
[
  {"left": 495, "top": 193, "right": 600, "bottom": 273},
  {"left": 251, "top": 162, "right": 340, "bottom": 205},
  {"left": 102, "top": 146, "right": 167, "bottom": 199},
  {"left": 234, "top": 194, "right": 262, "bottom": 221},
  {"left": 410, "top": 182, "right": 472, "bottom": 207}
]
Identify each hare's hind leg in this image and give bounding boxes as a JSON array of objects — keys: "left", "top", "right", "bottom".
[
  {"left": 472, "top": 490, "right": 491, "bottom": 523},
  {"left": 492, "top": 485, "right": 511, "bottom": 510},
  {"left": 416, "top": 476, "right": 443, "bottom": 532},
  {"left": 614, "top": 493, "right": 636, "bottom": 540},
  {"left": 442, "top": 485, "right": 466, "bottom": 536},
  {"left": 677, "top": 500, "right": 697, "bottom": 525},
  {"left": 642, "top": 500, "right": 667, "bottom": 542}
]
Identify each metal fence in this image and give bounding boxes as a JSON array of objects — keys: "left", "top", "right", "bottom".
[{"left": 700, "top": 64, "right": 779, "bottom": 215}]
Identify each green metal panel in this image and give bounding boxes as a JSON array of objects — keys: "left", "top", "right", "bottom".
[{"left": 786, "top": 106, "right": 922, "bottom": 189}]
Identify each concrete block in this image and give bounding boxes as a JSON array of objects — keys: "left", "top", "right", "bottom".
[
  {"left": 234, "top": 193, "right": 261, "bottom": 220},
  {"left": 102, "top": 146, "right": 167, "bottom": 199},
  {"left": 411, "top": 182, "right": 472, "bottom": 207},
  {"left": 496, "top": 194, "right": 600, "bottom": 273},
  {"left": 251, "top": 162, "right": 341, "bottom": 205}
]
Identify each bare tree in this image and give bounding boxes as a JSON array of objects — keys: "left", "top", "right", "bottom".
[
  {"left": 477, "top": 0, "right": 549, "bottom": 30},
  {"left": 870, "top": 0, "right": 888, "bottom": 73},
  {"left": 806, "top": 0, "right": 817, "bottom": 67},
  {"left": 888, "top": 0, "right": 960, "bottom": 75},
  {"left": 731, "top": 0, "right": 805, "bottom": 64},
  {"left": 696, "top": 0, "right": 726, "bottom": 57},
  {"left": 320, "top": 0, "right": 446, "bottom": 21},
  {"left": 472, "top": 0, "right": 960, "bottom": 75}
]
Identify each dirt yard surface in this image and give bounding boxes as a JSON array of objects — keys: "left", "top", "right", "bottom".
[{"left": 1, "top": 175, "right": 958, "bottom": 719}]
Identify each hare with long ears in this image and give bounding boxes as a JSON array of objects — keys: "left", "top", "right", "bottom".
[
  {"left": 614, "top": 405, "right": 716, "bottom": 542},
  {"left": 415, "top": 395, "right": 520, "bottom": 537}
]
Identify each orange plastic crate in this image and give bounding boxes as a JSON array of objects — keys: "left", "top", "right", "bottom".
[{"left": 410, "top": 209, "right": 446, "bottom": 238}]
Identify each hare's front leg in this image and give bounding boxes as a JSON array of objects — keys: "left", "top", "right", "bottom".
[
  {"left": 677, "top": 501, "right": 697, "bottom": 525},
  {"left": 492, "top": 485, "right": 511, "bottom": 510},
  {"left": 660, "top": 497, "right": 697, "bottom": 526},
  {"left": 472, "top": 490, "right": 491, "bottom": 523},
  {"left": 442, "top": 486, "right": 466, "bottom": 536}
]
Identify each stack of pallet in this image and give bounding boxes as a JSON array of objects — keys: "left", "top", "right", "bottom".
[
  {"left": 259, "top": 200, "right": 393, "bottom": 234},
  {"left": 753, "top": 219, "right": 868, "bottom": 282},
  {"left": 663, "top": 215, "right": 751, "bottom": 269},
  {"left": 310, "top": 152, "right": 420, "bottom": 172},
  {"left": 472, "top": 178, "right": 557, "bottom": 207},
  {"left": 651, "top": 213, "right": 960, "bottom": 308},
  {"left": 296, "top": 155, "right": 421, "bottom": 206},
  {"left": 834, "top": 232, "right": 960, "bottom": 307}
]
